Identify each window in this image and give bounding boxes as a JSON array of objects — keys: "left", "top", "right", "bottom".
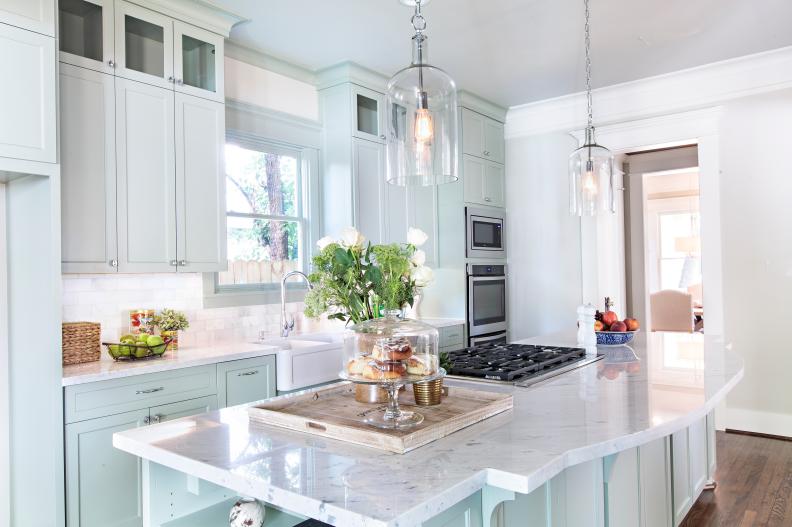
[
  {"left": 657, "top": 211, "right": 701, "bottom": 291},
  {"left": 205, "top": 131, "right": 319, "bottom": 306}
]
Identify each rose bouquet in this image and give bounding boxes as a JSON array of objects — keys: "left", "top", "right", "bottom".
[{"left": 303, "top": 227, "right": 434, "bottom": 325}]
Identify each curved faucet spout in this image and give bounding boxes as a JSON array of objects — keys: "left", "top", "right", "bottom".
[{"left": 281, "top": 271, "right": 313, "bottom": 338}]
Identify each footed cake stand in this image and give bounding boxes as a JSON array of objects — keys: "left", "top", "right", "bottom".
[{"left": 340, "top": 368, "right": 446, "bottom": 430}]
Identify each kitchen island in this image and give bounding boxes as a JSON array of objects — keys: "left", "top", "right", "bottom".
[{"left": 113, "top": 331, "right": 743, "bottom": 527}]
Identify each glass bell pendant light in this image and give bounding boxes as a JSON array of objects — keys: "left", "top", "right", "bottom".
[
  {"left": 386, "top": 0, "right": 458, "bottom": 186},
  {"left": 569, "top": 0, "right": 615, "bottom": 216}
]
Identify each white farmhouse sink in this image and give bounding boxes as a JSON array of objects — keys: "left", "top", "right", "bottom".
[{"left": 257, "top": 334, "right": 343, "bottom": 392}]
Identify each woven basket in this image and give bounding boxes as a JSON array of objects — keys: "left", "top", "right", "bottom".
[{"left": 62, "top": 322, "right": 101, "bottom": 366}]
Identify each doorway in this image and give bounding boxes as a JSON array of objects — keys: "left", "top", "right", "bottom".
[{"left": 624, "top": 145, "right": 703, "bottom": 332}]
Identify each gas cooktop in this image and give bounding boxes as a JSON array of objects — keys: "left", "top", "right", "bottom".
[{"left": 445, "top": 342, "right": 603, "bottom": 387}]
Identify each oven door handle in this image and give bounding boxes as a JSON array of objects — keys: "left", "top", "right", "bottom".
[
  {"left": 469, "top": 275, "right": 506, "bottom": 283},
  {"left": 470, "top": 332, "right": 508, "bottom": 345}
]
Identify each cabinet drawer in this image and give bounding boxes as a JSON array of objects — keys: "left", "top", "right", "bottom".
[
  {"left": 64, "top": 365, "right": 217, "bottom": 423},
  {"left": 217, "top": 355, "right": 276, "bottom": 407},
  {"left": 149, "top": 395, "right": 218, "bottom": 423},
  {"left": 440, "top": 325, "right": 464, "bottom": 349}
]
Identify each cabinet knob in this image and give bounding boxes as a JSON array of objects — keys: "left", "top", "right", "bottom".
[
  {"left": 109, "top": 259, "right": 118, "bottom": 267},
  {"left": 484, "top": 197, "right": 492, "bottom": 202},
  {"left": 379, "top": 134, "right": 386, "bottom": 140},
  {"left": 143, "top": 416, "right": 151, "bottom": 425},
  {"left": 169, "top": 260, "right": 178, "bottom": 267},
  {"left": 151, "top": 414, "right": 162, "bottom": 424},
  {"left": 167, "top": 76, "right": 175, "bottom": 83},
  {"left": 483, "top": 150, "right": 490, "bottom": 156},
  {"left": 178, "top": 260, "right": 187, "bottom": 266},
  {"left": 176, "top": 79, "right": 184, "bottom": 86},
  {"left": 107, "top": 60, "right": 115, "bottom": 68}
]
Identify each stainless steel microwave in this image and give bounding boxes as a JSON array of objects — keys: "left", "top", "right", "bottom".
[{"left": 466, "top": 207, "right": 505, "bottom": 259}]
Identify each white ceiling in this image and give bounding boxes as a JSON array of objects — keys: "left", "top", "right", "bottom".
[{"left": 216, "top": 0, "right": 792, "bottom": 108}]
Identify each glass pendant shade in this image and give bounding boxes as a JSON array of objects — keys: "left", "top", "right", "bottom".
[
  {"left": 569, "top": 132, "right": 615, "bottom": 216},
  {"left": 386, "top": 35, "right": 458, "bottom": 186}
]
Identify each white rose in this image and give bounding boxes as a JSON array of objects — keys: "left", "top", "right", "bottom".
[
  {"left": 407, "top": 227, "right": 429, "bottom": 247},
  {"left": 339, "top": 227, "right": 364, "bottom": 248},
  {"left": 410, "top": 249, "right": 426, "bottom": 267},
  {"left": 316, "top": 236, "right": 334, "bottom": 250},
  {"left": 411, "top": 265, "right": 434, "bottom": 287}
]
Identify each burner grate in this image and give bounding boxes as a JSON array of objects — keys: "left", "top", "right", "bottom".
[{"left": 446, "top": 343, "right": 588, "bottom": 383}]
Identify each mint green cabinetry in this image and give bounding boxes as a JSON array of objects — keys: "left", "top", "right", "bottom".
[
  {"left": 65, "top": 409, "right": 149, "bottom": 527},
  {"left": 150, "top": 395, "right": 218, "bottom": 423},
  {"left": 423, "top": 491, "right": 483, "bottom": 527},
  {"left": 216, "top": 355, "right": 276, "bottom": 407}
]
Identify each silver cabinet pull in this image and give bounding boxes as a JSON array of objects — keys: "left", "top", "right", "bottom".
[
  {"left": 107, "top": 60, "right": 115, "bottom": 68},
  {"left": 178, "top": 260, "right": 187, "bottom": 266},
  {"left": 109, "top": 259, "right": 118, "bottom": 267},
  {"left": 379, "top": 134, "right": 386, "bottom": 140},
  {"left": 167, "top": 76, "right": 175, "bottom": 83},
  {"left": 238, "top": 370, "right": 259, "bottom": 377},
  {"left": 169, "top": 260, "right": 178, "bottom": 266},
  {"left": 143, "top": 416, "right": 151, "bottom": 425},
  {"left": 176, "top": 79, "right": 184, "bottom": 85},
  {"left": 151, "top": 414, "right": 162, "bottom": 423},
  {"left": 483, "top": 150, "right": 490, "bottom": 156},
  {"left": 484, "top": 197, "right": 492, "bottom": 202},
  {"left": 136, "top": 387, "right": 164, "bottom": 395}
]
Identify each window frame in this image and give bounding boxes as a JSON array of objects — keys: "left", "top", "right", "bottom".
[{"left": 203, "top": 127, "right": 320, "bottom": 308}]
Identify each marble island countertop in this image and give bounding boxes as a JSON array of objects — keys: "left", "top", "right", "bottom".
[{"left": 114, "top": 331, "right": 742, "bottom": 527}]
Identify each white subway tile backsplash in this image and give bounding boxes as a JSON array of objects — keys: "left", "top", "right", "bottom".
[{"left": 62, "top": 273, "right": 338, "bottom": 352}]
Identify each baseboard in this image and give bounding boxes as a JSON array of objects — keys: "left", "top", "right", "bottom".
[
  {"left": 725, "top": 429, "right": 792, "bottom": 442},
  {"left": 726, "top": 407, "right": 792, "bottom": 438}
]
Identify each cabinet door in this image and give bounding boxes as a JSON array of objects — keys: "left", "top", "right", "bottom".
[
  {"left": 352, "top": 85, "right": 386, "bottom": 143},
  {"left": 483, "top": 162, "right": 505, "bottom": 208},
  {"left": 423, "top": 491, "right": 482, "bottom": 527},
  {"left": 483, "top": 119, "right": 505, "bottom": 164},
  {"left": 114, "top": 0, "right": 173, "bottom": 89},
  {"left": 0, "top": 23, "right": 56, "bottom": 163},
  {"left": 462, "top": 154, "right": 486, "bottom": 206},
  {"left": 353, "top": 137, "right": 385, "bottom": 244},
  {"left": 461, "top": 108, "right": 485, "bottom": 158},
  {"left": 671, "top": 429, "right": 692, "bottom": 525},
  {"left": 688, "top": 417, "right": 708, "bottom": 497},
  {"left": 59, "top": 0, "right": 115, "bottom": 73},
  {"left": 115, "top": 77, "right": 177, "bottom": 273},
  {"left": 384, "top": 182, "right": 407, "bottom": 245},
  {"left": 149, "top": 395, "right": 217, "bottom": 423},
  {"left": 407, "top": 185, "right": 438, "bottom": 266},
  {"left": 0, "top": 0, "right": 55, "bottom": 36},
  {"left": 173, "top": 20, "right": 223, "bottom": 103},
  {"left": 175, "top": 93, "right": 225, "bottom": 272},
  {"left": 65, "top": 409, "right": 149, "bottom": 527},
  {"left": 60, "top": 64, "right": 118, "bottom": 273},
  {"left": 219, "top": 356, "right": 276, "bottom": 407},
  {"left": 639, "top": 437, "right": 672, "bottom": 527}
]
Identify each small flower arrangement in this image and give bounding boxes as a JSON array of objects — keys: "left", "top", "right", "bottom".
[
  {"left": 304, "top": 227, "right": 434, "bottom": 325},
  {"left": 153, "top": 309, "right": 190, "bottom": 332}
]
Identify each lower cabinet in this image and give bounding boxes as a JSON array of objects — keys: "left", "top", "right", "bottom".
[
  {"left": 64, "top": 356, "right": 276, "bottom": 526},
  {"left": 424, "top": 491, "right": 483, "bottom": 527}
]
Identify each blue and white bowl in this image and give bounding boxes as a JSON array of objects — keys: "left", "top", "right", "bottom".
[{"left": 596, "top": 330, "right": 638, "bottom": 346}]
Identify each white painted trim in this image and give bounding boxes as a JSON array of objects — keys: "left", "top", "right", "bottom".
[
  {"left": 458, "top": 90, "right": 508, "bottom": 123},
  {"left": 225, "top": 41, "right": 317, "bottom": 85},
  {"left": 128, "top": 0, "right": 247, "bottom": 37},
  {"left": 315, "top": 61, "right": 390, "bottom": 92},
  {"left": 0, "top": 183, "right": 8, "bottom": 527},
  {"left": 727, "top": 407, "right": 792, "bottom": 438},
  {"left": 506, "top": 46, "right": 792, "bottom": 138}
]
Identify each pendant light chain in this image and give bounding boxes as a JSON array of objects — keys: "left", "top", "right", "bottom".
[
  {"left": 584, "top": 0, "right": 594, "bottom": 136},
  {"left": 412, "top": 0, "right": 426, "bottom": 34}
]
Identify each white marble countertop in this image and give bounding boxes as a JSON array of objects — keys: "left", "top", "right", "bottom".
[
  {"left": 63, "top": 318, "right": 464, "bottom": 387},
  {"left": 62, "top": 341, "right": 280, "bottom": 386},
  {"left": 114, "top": 331, "right": 743, "bottom": 527}
]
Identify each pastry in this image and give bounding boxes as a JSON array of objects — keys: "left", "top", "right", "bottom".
[
  {"left": 371, "top": 337, "right": 413, "bottom": 361},
  {"left": 347, "top": 356, "right": 371, "bottom": 376},
  {"left": 362, "top": 361, "right": 407, "bottom": 381},
  {"left": 406, "top": 354, "right": 438, "bottom": 376}
]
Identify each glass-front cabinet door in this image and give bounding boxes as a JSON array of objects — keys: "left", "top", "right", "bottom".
[
  {"left": 114, "top": 0, "right": 173, "bottom": 89},
  {"left": 59, "top": 0, "right": 115, "bottom": 73},
  {"left": 352, "top": 85, "right": 386, "bottom": 143},
  {"left": 173, "top": 21, "right": 224, "bottom": 102}
]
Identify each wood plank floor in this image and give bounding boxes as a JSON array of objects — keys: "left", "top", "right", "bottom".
[{"left": 681, "top": 431, "right": 792, "bottom": 526}]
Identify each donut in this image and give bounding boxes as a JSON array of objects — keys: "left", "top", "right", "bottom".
[
  {"left": 362, "top": 361, "right": 407, "bottom": 381},
  {"left": 371, "top": 337, "right": 413, "bottom": 361}
]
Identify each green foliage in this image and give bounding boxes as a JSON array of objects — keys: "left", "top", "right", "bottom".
[
  {"left": 153, "top": 309, "right": 190, "bottom": 332},
  {"left": 439, "top": 351, "right": 453, "bottom": 372},
  {"left": 303, "top": 240, "right": 424, "bottom": 325}
]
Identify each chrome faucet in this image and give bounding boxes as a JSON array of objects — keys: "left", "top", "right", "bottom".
[{"left": 281, "top": 271, "right": 313, "bottom": 338}]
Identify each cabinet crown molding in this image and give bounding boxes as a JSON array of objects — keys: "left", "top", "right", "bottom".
[
  {"left": 127, "top": 0, "right": 247, "bottom": 37},
  {"left": 458, "top": 91, "right": 507, "bottom": 123},
  {"left": 316, "top": 61, "right": 390, "bottom": 92}
]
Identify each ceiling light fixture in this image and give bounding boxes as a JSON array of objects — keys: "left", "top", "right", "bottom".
[
  {"left": 386, "top": 0, "right": 458, "bottom": 186},
  {"left": 569, "top": 0, "right": 615, "bottom": 216}
]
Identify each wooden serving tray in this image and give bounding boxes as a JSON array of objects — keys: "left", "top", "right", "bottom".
[{"left": 247, "top": 382, "right": 513, "bottom": 454}]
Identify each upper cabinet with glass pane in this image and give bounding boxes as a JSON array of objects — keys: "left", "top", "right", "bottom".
[
  {"left": 352, "top": 85, "right": 387, "bottom": 143},
  {"left": 59, "top": 0, "right": 115, "bottom": 73},
  {"left": 114, "top": 1, "right": 173, "bottom": 89},
  {"left": 174, "top": 21, "right": 224, "bottom": 102}
]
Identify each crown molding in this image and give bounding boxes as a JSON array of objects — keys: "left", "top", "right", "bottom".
[
  {"left": 225, "top": 41, "right": 317, "bottom": 85},
  {"left": 315, "top": 62, "right": 390, "bottom": 92},
  {"left": 130, "top": 0, "right": 247, "bottom": 37},
  {"left": 458, "top": 91, "right": 508, "bottom": 122},
  {"left": 506, "top": 46, "right": 792, "bottom": 139}
]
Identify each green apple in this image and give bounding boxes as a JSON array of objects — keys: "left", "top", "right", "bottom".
[
  {"left": 137, "top": 334, "right": 150, "bottom": 342},
  {"left": 151, "top": 344, "right": 167, "bottom": 355},
  {"left": 146, "top": 335, "right": 164, "bottom": 347},
  {"left": 134, "top": 344, "right": 149, "bottom": 358},
  {"left": 108, "top": 344, "right": 121, "bottom": 358},
  {"left": 120, "top": 334, "right": 135, "bottom": 342}
]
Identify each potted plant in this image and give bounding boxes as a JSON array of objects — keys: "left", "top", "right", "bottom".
[{"left": 153, "top": 309, "right": 189, "bottom": 350}]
